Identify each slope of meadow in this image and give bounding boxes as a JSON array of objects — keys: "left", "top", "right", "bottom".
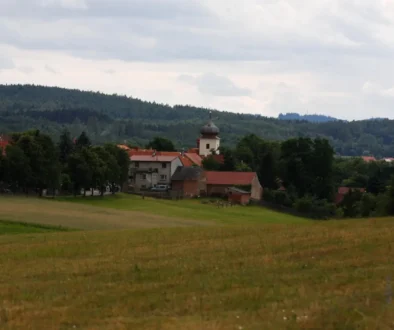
[
  {"left": 1, "top": 196, "right": 394, "bottom": 329},
  {"left": 58, "top": 194, "right": 307, "bottom": 225}
]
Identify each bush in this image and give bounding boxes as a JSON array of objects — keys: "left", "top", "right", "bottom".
[
  {"left": 294, "top": 196, "right": 336, "bottom": 219},
  {"left": 293, "top": 195, "right": 313, "bottom": 214},
  {"left": 360, "top": 193, "right": 377, "bottom": 217},
  {"left": 273, "top": 190, "right": 293, "bottom": 207}
]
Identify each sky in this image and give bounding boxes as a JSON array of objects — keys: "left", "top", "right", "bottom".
[{"left": 1, "top": 0, "right": 394, "bottom": 120}]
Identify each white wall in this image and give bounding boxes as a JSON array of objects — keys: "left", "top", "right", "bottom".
[
  {"left": 130, "top": 160, "right": 175, "bottom": 190},
  {"left": 199, "top": 137, "right": 220, "bottom": 156}
]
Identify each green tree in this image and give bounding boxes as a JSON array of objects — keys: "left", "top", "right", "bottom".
[
  {"left": 104, "top": 144, "right": 130, "bottom": 192},
  {"left": 0, "top": 149, "right": 5, "bottom": 183},
  {"left": 202, "top": 156, "right": 221, "bottom": 171},
  {"left": 383, "top": 175, "right": 394, "bottom": 215},
  {"left": 219, "top": 146, "right": 236, "bottom": 171},
  {"left": 280, "top": 137, "right": 334, "bottom": 200},
  {"left": 67, "top": 149, "right": 91, "bottom": 196},
  {"left": 76, "top": 131, "right": 91, "bottom": 149},
  {"left": 360, "top": 193, "right": 377, "bottom": 217},
  {"left": 58, "top": 129, "right": 74, "bottom": 164},
  {"left": 4, "top": 145, "right": 31, "bottom": 193},
  {"left": 235, "top": 161, "right": 252, "bottom": 172},
  {"left": 340, "top": 190, "right": 363, "bottom": 218},
  {"left": 146, "top": 137, "right": 176, "bottom": 151},
  {"left": 93, "top": 146, "right": 120, "bottom": 196}
]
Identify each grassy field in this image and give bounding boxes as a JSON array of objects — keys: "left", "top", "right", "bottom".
[
  {"left": 58, "top": 193, "right": 308, "bottom": 225},
  {"left": 0, "top": 220, "right": 70, "bottom": 235},
  {"left": 1, "top": 195, "right": 394, "bottom": 329}
]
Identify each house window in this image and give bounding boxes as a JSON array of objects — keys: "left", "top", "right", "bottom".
[
  {"left": 142, "top": 174, "right": 147, "bottom": 180},
  {"left": 162, "top": 163, "right": 167, "bottom": 169},
  {"left": 160, "top": 175, "right": 167, "bottom": 181},
  {"left": 206, "top": 143, "right": 210, "bottom": 149},
  {"left": 134, "top": 162, "right": 139, "bottom": 168},
  {"left": 141, "top": 185, "right": 146, "bottom": 189}
]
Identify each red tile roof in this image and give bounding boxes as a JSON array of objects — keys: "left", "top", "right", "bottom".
[
  {"left": 362, "top": 156, "right": 376, "bottom": 162},
  {"left": 128, "top": 149, "right": 202, "bottom": 167},
  {"left": 130, "top": 155, "right": 179, "bottom": 162},
  {"left": 188, "top": 148, "right": 199, "bottom": 154},
  {"left": 205, "top": 171, "right": 257, "bottom": 185},
  {"left": 185, "top": 153, "right": 202, "bottom": 166}
]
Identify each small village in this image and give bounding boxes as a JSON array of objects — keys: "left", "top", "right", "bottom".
[{"left": 123, "top": 113, "right": 262, "bottom": 205}]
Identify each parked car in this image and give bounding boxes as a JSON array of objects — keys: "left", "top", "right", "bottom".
[{"left": 150, "top": 185, "right": 170, "bottom": 192}]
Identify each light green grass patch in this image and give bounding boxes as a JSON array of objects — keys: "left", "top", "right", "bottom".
[
  {"left": 59, "top": 193, "right": 309, "bottom": 224},
  {"left": 0, "top": 219, "right": 71, "bottom": 235}
]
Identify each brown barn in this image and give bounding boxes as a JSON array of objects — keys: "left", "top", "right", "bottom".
[
  {"left": 228, "top": 187, "right": 251, "bottom": 205},
  {"left": 171, "top": 167, "right": 204, "bottom": 197},
  {"left": 201, "top": 171, "right": 262, "bottom": 200}
]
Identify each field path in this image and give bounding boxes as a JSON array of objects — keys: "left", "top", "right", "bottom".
[{"left": 0, "top": 197, "right": 212, "bottom": 230}]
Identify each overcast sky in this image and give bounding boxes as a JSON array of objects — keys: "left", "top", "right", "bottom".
[{"left": 1, "top": 0, "right": 394, "bottom": 120}]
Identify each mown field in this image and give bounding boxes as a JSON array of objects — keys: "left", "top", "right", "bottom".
[{"left": 1, "top": 195, "right": 394, "bottom": 329}]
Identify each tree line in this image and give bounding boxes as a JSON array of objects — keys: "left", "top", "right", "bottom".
[
  {"left": 0, "top": 130, "right": 130, "bottom": 197},
  {"left": 2, "top": 85, "right": 394, "bottom": 157}
]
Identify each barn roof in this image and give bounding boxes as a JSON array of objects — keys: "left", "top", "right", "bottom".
[
  {"left": 171, "top": 166, "right": 203, "bottom": 181},
  {"left": 205, "top": 171, "right": 257, "bottom": 185}
]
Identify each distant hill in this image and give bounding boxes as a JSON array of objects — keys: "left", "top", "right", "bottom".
[
  {"left": 278, "top": 113, "right": 340, "bottom": 123},
  {"left": 1, "top": 84, "right": 394, "bottom": 157}
]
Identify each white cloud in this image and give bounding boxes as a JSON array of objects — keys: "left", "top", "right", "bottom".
[
  {"left": 0, "top": 56, "right": 14, "bottom": 71},
  {"left": 17, "top": 66, "right": 34, "bottom": 74},
  {"left": 1, "top": 1, "right": 394, "bottom": 119},
  {"left": 179, "top": 73, "right": 250, "bottom": 97},
  {"left": 44, "top": 64, "right": 58, "bottom": 74},
  {"left": 39, "top": 0, "right": 88, "bottom": 10}
]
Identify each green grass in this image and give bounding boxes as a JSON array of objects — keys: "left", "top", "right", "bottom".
[
  {"left": 0, "top": 219, "right": 71, "bottom": 235},
  {"left": 3, "top": 195, "right": 394, "bottom": 328},
  {"left": 1, "top": 219, "right": 394, "bottom": 329},
  {"left": 58, "top": 193, "right": 308, "bottom": 225}
]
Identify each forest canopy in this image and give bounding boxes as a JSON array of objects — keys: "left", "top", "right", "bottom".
[{"left": 1, "top": 84, "right": 394, "bottom": 157}]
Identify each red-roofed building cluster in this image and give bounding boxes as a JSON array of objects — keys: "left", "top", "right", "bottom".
[{"left": 122, "top": 113, "right": 262, "bottom": 202}]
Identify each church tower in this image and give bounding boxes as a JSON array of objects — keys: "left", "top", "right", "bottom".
[{"left": 198, "top": 111, "right": 220, "bottom": 156}]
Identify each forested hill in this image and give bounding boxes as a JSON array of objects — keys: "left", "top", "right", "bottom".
[{"left": 1, "top": 84, "right": 394, "bottom": 157}]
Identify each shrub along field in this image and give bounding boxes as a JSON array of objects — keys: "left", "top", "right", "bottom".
[{"left": 1, "top": 196, "right": 394, "bottom": 329}]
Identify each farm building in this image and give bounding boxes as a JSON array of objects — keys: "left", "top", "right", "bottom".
[
  {"left": 201, "top": 171, "right": 262, "bottom": 200},
  {"left": 228, "top": 187, "right": 252, "bottom": 205},
  {"left": 171, "top": 167, "right": 204, "bottom": 197}
]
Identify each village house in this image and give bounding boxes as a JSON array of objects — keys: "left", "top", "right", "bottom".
[{"left": 129, "top": 153, "right": 182, "bottom": 191}]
